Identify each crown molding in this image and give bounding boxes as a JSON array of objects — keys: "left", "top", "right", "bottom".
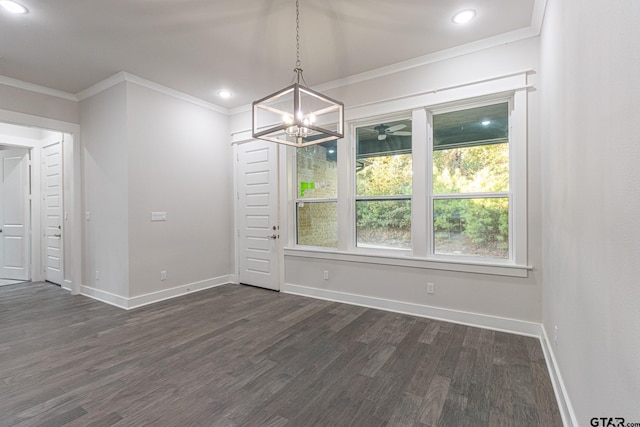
[
  {"left": 531, "top": 0, "right": 549, "bottom": 35},
  {"left": 76, "top": 72, "right": 230, "bottom": 115},
  {"left": 75, "top": 72, "right": 127, "bottom": 101},
  {"left": 0, "top": 75, "right": 77, "bottom": 101}
]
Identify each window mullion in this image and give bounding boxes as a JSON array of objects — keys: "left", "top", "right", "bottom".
[
  {"left": 412, "top": 108, "right": 428, "bottom": 257},
  {"left": 355, "top": 195, "right": 411, "bottom": 201},
  {"left": 337, "top": 130, "right": 352, "bottom": 252},
  {"left": 433, "top": 192, "right": 510, "bottom": 200},
  {"left": 426, "top": 109, "right": 435, "bottom": 257}
]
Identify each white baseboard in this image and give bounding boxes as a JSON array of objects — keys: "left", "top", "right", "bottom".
[
  {"left": 540, "top": 326, "right": 578, "bottom": 427},
  {"left": 80, "top": 285, "right": 129, "bottom": 308},
  {"left": 80, "top": 274, "right": 235, "bottom": 310},
  {"left": 282, "top": 283, "right": 542, "bottom": 337}
]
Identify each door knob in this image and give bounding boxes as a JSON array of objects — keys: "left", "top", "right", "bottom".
[
  {"left": 53, "top": 233, "right": 61, "bottom": 238},
  {"left": 267, "top": 234, "right": 279, "bottom": 239}
]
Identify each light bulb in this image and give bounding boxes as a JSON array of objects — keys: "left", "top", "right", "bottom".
[
  {"left": 452, "top": 9, "right": 475, "bottom": 24},
  {"left": 0, "top": 0, "right": 28, "bottom": 14}
]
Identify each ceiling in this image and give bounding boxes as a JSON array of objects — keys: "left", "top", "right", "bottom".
[{"left": 0, "top": 0, "right": 542, "bottom": 110}]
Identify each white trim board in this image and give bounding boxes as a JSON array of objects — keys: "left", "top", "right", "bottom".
[
  {"left": 75, "top": 72, "right": 230, "bottom": 115},
  {"left": 0, "top": 75, "right": 77, "bottom": 101},
  {"left": 282, "top": 282, "right": 541, "bottom": 337},
  {"left": 80, "top": 274, "right": 234, "bottom": 310},
  {"left": 540, "top": 326, "right": 578, "bottom": 427}
]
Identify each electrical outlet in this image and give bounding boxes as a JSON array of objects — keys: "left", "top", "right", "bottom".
[
  {"left": 427, "top": 282, "right": 434, "bottom": 294},
  {"left": 323, "top": 270, "right": 329, "bottom": 280},
  {"left": 554, "top": 325, "right": 559, "bottom": 343},
  {"left": 160, "top": 270, "right": 167, "bottom": 281}
]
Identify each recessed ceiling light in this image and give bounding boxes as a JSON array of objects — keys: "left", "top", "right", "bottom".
[
  {"left": 0, "top": 0, "right": 28, "bottom": 14},
  {"left": 452, "top": 9, "right": 476, "bottom": 24},
  {"left": 217, "top": 90, "right": 232, "bottom": 99}
]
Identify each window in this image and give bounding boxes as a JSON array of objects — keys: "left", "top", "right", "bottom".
[
  {"left": 295, "top": 142, "right": 338, "bottom": 247},
  {"left": 355, "top": 118, "right": 412, "bottom": 250},
  {"left": 288, "top": 74, "right": 528, "bottom": 274},
  {"left": 431, "top": 102, "right": 510, "bottom": 259}
]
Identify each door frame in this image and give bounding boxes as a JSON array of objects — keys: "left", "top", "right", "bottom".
[
  {"left": 0, "top": 109, "right": 81, "bottom": 294},
  {"left": 232, "top": 131, "right": 289, "bottom": 291}
]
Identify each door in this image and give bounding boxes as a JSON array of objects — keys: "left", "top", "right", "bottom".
[
  {"left": 42, "top": 139, "right": 64, "bottom": 285},
  {"left": 237, "top": 140, "right": 279, "bottom": 290},
  {"left": 0, "top": 148, "right": 30, "bottom": 281}
]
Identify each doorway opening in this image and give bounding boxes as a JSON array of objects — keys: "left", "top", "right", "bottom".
[{"left": 0, "top": 122, "right": 68, "bottom": 288}]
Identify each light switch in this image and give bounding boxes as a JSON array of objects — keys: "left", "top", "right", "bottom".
[{"left": 151, "top": 211, "right": 167, "bottom": 221}]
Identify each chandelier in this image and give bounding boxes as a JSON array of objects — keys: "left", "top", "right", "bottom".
[{"left": 252, "top": 0, "right": 344, "bottom": 147}]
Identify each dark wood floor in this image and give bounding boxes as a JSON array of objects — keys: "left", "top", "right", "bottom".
[{"left": 0, "top": 282, "right": 562, "bottom": 426}]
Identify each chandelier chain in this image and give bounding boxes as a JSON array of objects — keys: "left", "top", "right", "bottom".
[{"left": 295, "top": 0, "right": 301, "bottom": 70}]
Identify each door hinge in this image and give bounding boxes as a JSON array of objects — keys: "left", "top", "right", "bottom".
[{"left": 237, "top": 192, "right": 240, "bottom": 200}]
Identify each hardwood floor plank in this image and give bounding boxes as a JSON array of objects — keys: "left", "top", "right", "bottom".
[
  {"left": 488, "top": 364, "right": 515, "bottom": 426},
  {"left": 419, "top": 375, "right": 451, "bottom": 426},
  {"left": 83, "top": 411, "right": 123, "bottom": 427},
  {"left": 436, "top": 391, "right": 472, "bottom": 427},
  {"left": 530, "top": 360, "right": 564, "bottom": 426},
  {"left": 387, "top": 392, "right": 427, "bottom": 427},
  {"left": 418, "top": 319, "right": 441, "bottom": 344}
]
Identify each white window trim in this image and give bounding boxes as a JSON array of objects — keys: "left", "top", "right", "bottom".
[{"left": 287, "top": 72, "right": 531, "bottom": 276}]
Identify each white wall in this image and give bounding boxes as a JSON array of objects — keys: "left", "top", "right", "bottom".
[
  {"left": 126, "top": 82, "right": 233, "bottom": 298},
  {"left": 80, "top": 82, "right": 130, "bottom": 298},
  {"left": 79, "top": 78, "right": 233, "bottom": 305},
  {"left": 0, "top": 83, "right": 79, "bottom": 124},
  {"left": 540, "top": 0, "right": 640, "bottom": 423},
  {"left": 0, "top": 122, "right": 48, "bottom": 141},
  {"left": 233, "top": 37, "right": 544, "bottom": 327}
]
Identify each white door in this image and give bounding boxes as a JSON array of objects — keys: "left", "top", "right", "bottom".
[
  {"left": 237, "top": 140, "right": 280, "bottom": 290},
  {"left": 0, "top": 148, "right": 30, "bottom": 281},
  {"left": 42, "top": 139, "right": 64, "bottom": 285}
]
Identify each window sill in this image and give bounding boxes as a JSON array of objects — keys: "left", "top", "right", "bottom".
[{"left": 283, "top": 247, "right": 532, "bottom": 278}]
